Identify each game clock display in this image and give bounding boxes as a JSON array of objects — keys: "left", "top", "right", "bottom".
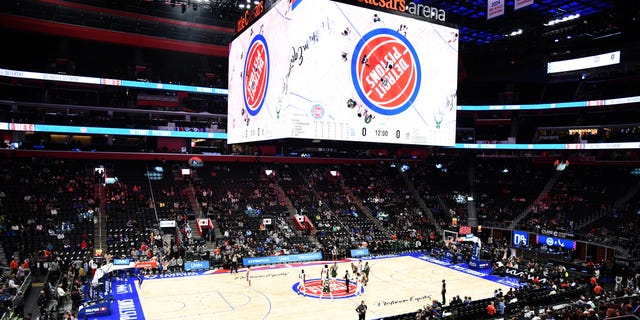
[{"left": 227, "top": 0, "right": 459, "bottom": 146}]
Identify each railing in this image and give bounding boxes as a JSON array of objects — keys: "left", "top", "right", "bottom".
[
  {"left": 0, "top": 270, "right": 32, "bottom": 319},
  {"left": 601, "top": 315, "right": 640, "bottom": 320}
]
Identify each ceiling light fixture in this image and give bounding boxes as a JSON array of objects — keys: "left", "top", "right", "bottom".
[
  {"left": 544, "top": 13, "right": 580, "bottom": 27},
  {"left": 505, "top": 29, "right": 523, "bottom": 37}
]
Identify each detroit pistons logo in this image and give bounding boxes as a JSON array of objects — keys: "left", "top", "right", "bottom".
[
  {"left": 243, "top": 34, "right": 270, "bottom": 116},
  {"left": 351, "top": 28, "right": 421, "bottom": 116},
  {"left": 292, "top": 278, "right": 363, "bottom": 299},
  {"left": 311, "top": 103, "right": 324, "bottom": 119}
]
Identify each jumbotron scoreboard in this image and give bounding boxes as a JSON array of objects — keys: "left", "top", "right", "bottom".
[{"left": 227, "top": 0, "right": 459, "bottom": 146}]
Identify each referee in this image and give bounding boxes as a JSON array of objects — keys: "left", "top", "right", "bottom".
[{"left": 356, "top": 300, "right": 367, "bottom": 320}]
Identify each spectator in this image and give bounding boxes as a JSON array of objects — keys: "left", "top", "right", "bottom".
[
  {"left": 9, "top": 257, "right": 18, "bottom": 274},
  {"left": 6, "top": 275, "right": 20, "bottom": 295},
  {"left": 37, "top": 290, "right": 48, "bottom": 316},
  {"left": 13, "top": 291, "right": 24, "bottom": 318},
  {"left": 21, "top": 259, "right": 29, "bottom": 270},
  {"left": 593, "top": 282, "right": 603, "bottom": 297},
  {"left": 486, "top": 301, "right": 497, "bottom": 316},
  {"left": 497, "top": 298, "right": 506, "bottom": 315},
  {"left": 16, "top": 264, "right": 26, "bottom": 281},
  {"left": 176, "top": 256, "right": 184, "bottom": 272},
  {"left": 168, "top": 257, "right": 177, "bottom": 272}
]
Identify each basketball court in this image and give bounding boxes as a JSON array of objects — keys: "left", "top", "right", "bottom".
[{"left": 115, "top": 253, "right": 519, "bottom": 320}]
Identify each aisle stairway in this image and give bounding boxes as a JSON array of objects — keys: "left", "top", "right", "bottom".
[
  {"left": 93, "top": 182, "right": 107, "bottom": 255},
  {"left": 174, "top": 170, "right": 203, "bottom": 241},
  {"left": 339, "top": 178, "right": 392, "bottom": 238},
  {"left": 509, "top": 169, "right": 563, "bottom": 229},
  {"left": 189, "top": 169, "right": 223, "bottom": 241},
  {"left": 272, "top": 180, "right": 297, "bottom": 216},
  {"left": 399, "top": 169, "right": 442, "bottom": 235}
]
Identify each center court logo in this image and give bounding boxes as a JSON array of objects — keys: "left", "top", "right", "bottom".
[
  {"left": 351, "top": 28, "right": 421, "bottom": 116},
  {"left": 292, "top": 278, "right": 363, "bottom": 299},
  {"left": 243, "top": 34, "right": 270, "bottom": 116}
]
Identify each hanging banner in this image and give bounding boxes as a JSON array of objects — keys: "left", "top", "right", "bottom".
[
  {"left": 514, "top": 0, "right": 534, "bottom": 10},
  {"left": 487, "top": 0, "right": 505, "bottom": 19}
]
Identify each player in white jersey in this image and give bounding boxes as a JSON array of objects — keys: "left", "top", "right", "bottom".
[
  {"left": 355, "top": 272, "right": 363, "bottom": 296},
  {"left": 298, "top": 269, "right": 306, "bottom": 296},
  {"left": 320, "top": 264, "right": 329, "bottom": 280},
  {"left": 246, "top": 266, "right": 251, "bottom": 287}
]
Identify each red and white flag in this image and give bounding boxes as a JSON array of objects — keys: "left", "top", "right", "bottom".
[
  {"left": 487, "top": 0, "right": 505, "bottom": 19},
  {"left": 514, "top": 0, "right": 534, "bottom": 10}
]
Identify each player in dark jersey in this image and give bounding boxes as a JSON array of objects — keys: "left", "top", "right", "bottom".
[
  {"left": 330, "top": 262, "right": 338, "bottom": 280},
  {"left": 319, "top": 278, "right": 333, "bottom": 300}
]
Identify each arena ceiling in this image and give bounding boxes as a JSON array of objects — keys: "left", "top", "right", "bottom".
[
  {"left": 441, "top": 0, "right": 621, "bottom": 44},
  {"left": 2, "top": 0, "right": 638, "bottom": 57}
]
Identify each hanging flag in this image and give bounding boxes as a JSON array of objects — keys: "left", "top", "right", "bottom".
[
  {"left": 487, "top": 0, "right": 505, "bottom": 19},
  {"left": 514, "top": 0, "right": 534, "bottom": 10}
]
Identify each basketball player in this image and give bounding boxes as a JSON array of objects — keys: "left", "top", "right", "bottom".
[
  {"left": 246, "top": 266, "right": 251, "bottom": 287},
  {"left": 136, "top": 270, "right": 143, "bottom": 288},
  {"left": 355, "top": 272, "right": 365, "bottom": 296},
  {"left": 361, "top": 272, "right": 369, "bottom": 288},
  {"left": 298, "top": 269, "right": 306, "bottom": 296},
  {"left": 321, "top": 264, "right": 329, "bottom": 280},
  {"left": 318, "top": 278, "right": 333, "bottom": 300},
  {"left": 330, "top": 262, "right": 338, "bottom": 280},
  {"left": 363, "top": 262, "right": 370, "bottom": 286}
]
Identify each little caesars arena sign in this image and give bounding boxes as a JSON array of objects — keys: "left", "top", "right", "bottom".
[{"left": 357, "top": 0, "right": 447, "bottom": 22}]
